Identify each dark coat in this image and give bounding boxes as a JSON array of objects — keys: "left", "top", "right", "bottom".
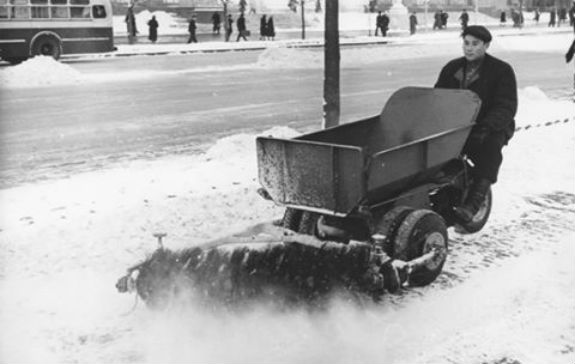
[
  {"left": 435, "top": 53, "right": 517, "bottom": 140},
  {"left": 147, "top": 18, "right": 158, "bottom": 42}
]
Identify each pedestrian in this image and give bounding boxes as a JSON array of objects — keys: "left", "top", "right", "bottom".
[
  {"left": 147, "top": 15, "right": 158, "bottom": 43},
  {"left": 549, "top": 8, "right": 557, "bottom": 27},
  {"left": 409, "top": 12, "right": 418, "bottom": 35},
  {"left": 434, "top": 25, "right": 517, "bottom": 223},
  {"left": 534, "top": 8, "right": 540, "bottom": 24},
  {"left": 236, "top": 13, "right": 248, "bottom": 41},
  {"left": 225, "top": 14, "right": 233, "bottom": 42},
  {"left": 459, "top": 9, "right": 469, "bottom": 30},
  {"left": 380, "top": 11, "right": 390, "bottom": 37},
  {"left": 433, "top": 10, "right": 442, "bottom": 30},
  {"left": 511, "top": 9, "right": 520, "bottom": 27},
  {"left": 499, "top": 10, "right": 506, "bottom": 26},
  {"left": 569, "top": 2, "right": 575, "bottom": 30},
  {"left": 212, "top": 11, "right": 221, "bottom": 34},
  {"left": 558, "top": 7, "right": 567, "bottom": 26},
  {"left": 375, "top": 11, "right": 383, "bottom": 36},
  {"left": 260, "top": 14, "right": 267, "bottom": 40},
  {"left": 266, "top": 16, "right": 275, "bottom": 40},
  {"left": 441, "top": 10, "right": 449, "bottom": 29},
  {"left": 187, "top": 15, "right": 198, "bottom": 43},
  {"left": 125, "top": 5, "right": 137, "bottom": 44}
]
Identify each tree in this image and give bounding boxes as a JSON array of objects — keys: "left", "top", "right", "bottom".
[{"left": 239, "top": 0, "right": 247, "bottom": 15}]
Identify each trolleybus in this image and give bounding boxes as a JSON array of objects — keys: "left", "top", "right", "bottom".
[{"left": 0, "top": 0, "right": 114, "bottom": 64}]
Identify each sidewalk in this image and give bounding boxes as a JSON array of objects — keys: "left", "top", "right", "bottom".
[{"left": 63, "top": 24, "right": 574, "bottom": 61}]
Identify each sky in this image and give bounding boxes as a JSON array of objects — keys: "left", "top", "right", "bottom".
[{"left": 0, "top": 15, "right": 574, "bottom": 364}]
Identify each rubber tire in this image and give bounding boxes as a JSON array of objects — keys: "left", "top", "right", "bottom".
[
  {"left": 298, "top": 211, "right": 320, "bottom": 236},
  {"left": 31, "top": 36, "right": 62, "bottom": 60},
  {"left": 394, "top": 209, "right": 448, "bottom": 287},
  {"left": 454, "top": 188, "right": 492, "bottom": 234},
  {"left": 282, "top": 208, "right": 303, "bottom": 232},
  {"left": 372, "top": 206, "right": 414, "bottom": 256}
]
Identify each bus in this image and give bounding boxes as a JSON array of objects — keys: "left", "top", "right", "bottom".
[{"left": 0, "top": 0, "right": 114, "bottom": 64}]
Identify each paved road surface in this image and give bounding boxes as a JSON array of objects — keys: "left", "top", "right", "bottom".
[{"left": 0, "top": 48, "right": 570, "bottom": 188}]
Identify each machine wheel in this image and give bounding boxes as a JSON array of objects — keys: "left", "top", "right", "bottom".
[
  {"left": 372, "top": 206, "right": 414, "bottom": 255},
  {"left": 31, "top": 35, "right": 62, "bottom": 60},
  {"left": 394, "top": 209, "right": 448, "bottom": 287},
  {"left": 454, "top": 188, "right": 492, "bottom": 234},
  {"left": 298, "top": 211, "right": 320, "bottom": 236},
  {"left": 282, "top": 208, "right": 303, "bottom": 231}
]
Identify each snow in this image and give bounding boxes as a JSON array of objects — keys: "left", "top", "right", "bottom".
[
  {"left": 1, "top": 18, "right": 575, "bottom": 364},
  {"left": 1, "top": 30, "right": 571, "bottom": 88}
]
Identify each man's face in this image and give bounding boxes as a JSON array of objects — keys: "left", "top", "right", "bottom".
[{"left": 462, "top": 35, "right": 489, "bottom": 62}]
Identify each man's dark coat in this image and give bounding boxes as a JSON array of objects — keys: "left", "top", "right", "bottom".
[{"left": 435, "top": 53, "right": 517, "bottom": 141}]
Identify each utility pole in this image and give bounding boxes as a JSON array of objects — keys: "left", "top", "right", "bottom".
[
  {"left": 301, "top": 0, "right": 306, "bottom": 39},
  {"left": 323, "top": 0, "right": 340, "bottom": 128}
]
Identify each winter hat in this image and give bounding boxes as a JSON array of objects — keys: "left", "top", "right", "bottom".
[{"left": 461, "top": 25, "right": 492, "bottom": 43}]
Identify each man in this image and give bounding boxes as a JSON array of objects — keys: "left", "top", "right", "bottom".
[
  {"left": 409, "top": 12, "right": 418, "bottom": 35},
  {"left": 380, "top": 11, "right": 390, "bottom": 37},
  {"left": 459, "top": 9, "right": 469, "bottom": 30},
  {"left": 375, "top": 11, "right": 383, "bottom": 36},
  {"left": 236, "top": 13, "right": 248, "bottom": 42},
  {"left": 187, "top": 15, "right": 198, "bottom": 43},
  {"left": 435, "top": 25, "right": 517, "bottom": 223}
]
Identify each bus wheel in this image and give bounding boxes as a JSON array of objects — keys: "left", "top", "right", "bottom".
[{"left": 31, "top": 36, "right": 62, "bottom": 60}]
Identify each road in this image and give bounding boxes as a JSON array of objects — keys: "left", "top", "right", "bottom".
[{"left": 0, "top": 46, "right": 571, "bottom": 188}]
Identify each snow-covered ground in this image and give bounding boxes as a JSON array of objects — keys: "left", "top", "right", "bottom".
[{"left": 0, "top": 23, "right": 574, "bottom": 364}]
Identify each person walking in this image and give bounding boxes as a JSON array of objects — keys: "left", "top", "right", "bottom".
[
  {"left": 125, "top": 5, "right": 137, "bottom": 44},
  {"left": 375, "top": 11, "right": 383, "bottom": 36},
  {"left": 534, "top": 8, "right": 540, "bottom": 24},
  {"left": 409, "top": 12, "right": 418, "bottom": 35},
  {"left": 380, "top": 11, "right": 390, "bottom": 36},
  {"left": 187, "top": 15, "right": 198, "bottom": 43},
  {"left": 459, "top": 9, "right": 469, "bottom": 30},
  {"left": 147, "top": 15, "right": 159, "bottom": 43},
  {"left": 225, "top": 14, "right": 233, "bottom": 41},
  {"left": 212, "top": 12, "right": 221, "bottom": 34},
  {"left": 236, "top": 13, "right": 248, "bottom": 41},
  {"left": 266, "top": 16, "right": 276, "bottom": 40},
  {"left": 433, "top": 10, "right": 442, "bottom": 29},
  {"left": 259, "top": 14, "right": 267, "bottom": 40},
  {"left": 441, "top": 10, "right": 449, "bottom": 29},
  {"left": 549, "top": 8, "right": 557, "bottom": 27},
  {"left": 434, "top": 26, "right": 517, "bottom": 223},
  {"left": 500, "top": 10, "right": 507, "bottom": 26}
]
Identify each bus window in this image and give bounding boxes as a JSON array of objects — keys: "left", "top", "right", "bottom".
[
  {"left": 92, "top": 4, "right": 105, "bottom": 18},
  {"left": 50, "top": 0, "right": 66, "bottom": 3},
  {"left": 30, "top": 0, "right": 49, "bottom": 18},
  {"left": 12, "top": 6, "right": 30, "bottom": 18},
  {"left": 70, "top": 0, "right": 89, "bottom": 4},
  {"left": 31, "top": 7, "right": 50, "bottom": 17},
  {"left": 0, "top": 0, "right": 8, "bottom": 18},
  {"left": 70, "top": 5, "right": 89, "bottom": 18},
  {"left": 51, "top": 6, "right": 67, "bottom": 17}
]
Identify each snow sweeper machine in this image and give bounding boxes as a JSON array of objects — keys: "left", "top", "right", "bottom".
[{"left": 116, "top": 87, "right": 492, "bottom": 307}]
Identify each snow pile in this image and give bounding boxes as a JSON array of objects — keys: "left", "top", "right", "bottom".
[
  {"left": 204, "top": 126, "right": 300, "bottom": 161},
  {"left": 0, "top": 56, "right": 84, "bottom": 88}
]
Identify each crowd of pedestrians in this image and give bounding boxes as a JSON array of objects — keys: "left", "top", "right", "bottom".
[{"left": 122, "top": 4, "right": 575, "bottom": 46}]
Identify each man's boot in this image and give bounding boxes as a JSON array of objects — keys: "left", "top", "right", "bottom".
[{"left": 454, "top": 178, "right": 491, "bottom": 223}]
